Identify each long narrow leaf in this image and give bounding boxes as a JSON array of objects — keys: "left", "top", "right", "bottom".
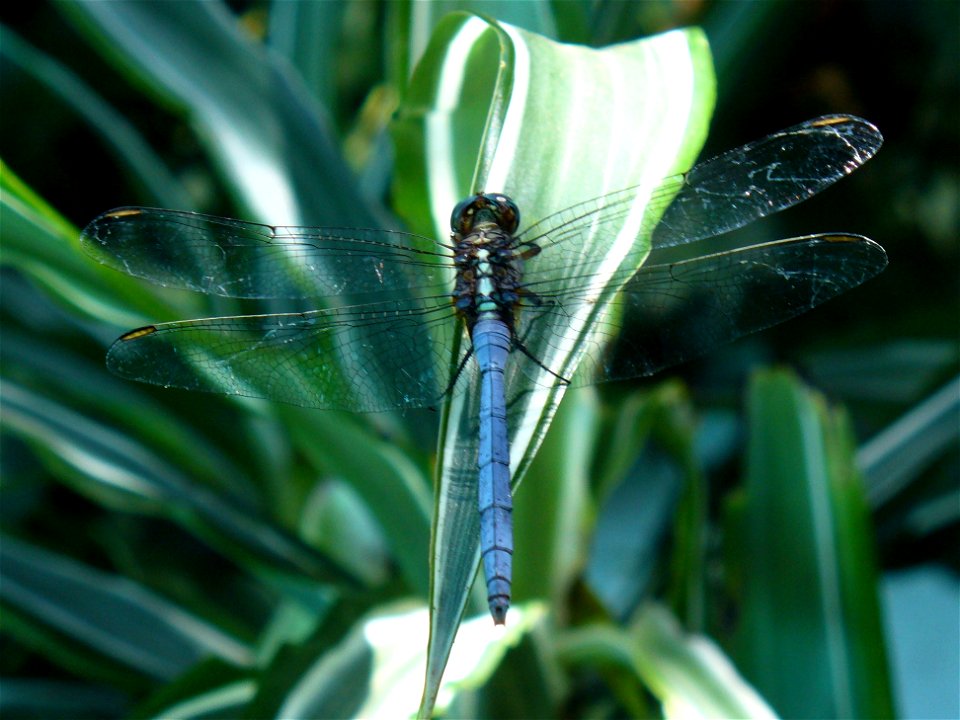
[
  {"left": 394, "top": 15, "right": 715, "bottom": 715},
  {"left": 63, "top": 0, "right": 375, "bottom": 226},
  {"left": 733, "top": 369, "right": 894, "bottom": 718},
  {"left": 2, "top": 382, "right": 357, "bottom": 587},
  {"left": 0, "top": 534, "right": 254, "bottom": 679}
]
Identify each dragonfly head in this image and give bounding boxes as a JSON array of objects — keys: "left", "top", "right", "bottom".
[{"left": 451, "top": 192, "right": 520, "bottom": 236}]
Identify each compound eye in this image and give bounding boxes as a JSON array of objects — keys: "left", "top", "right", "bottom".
[
  {"left": 450, "top": 196, "right": 477, "bottom": 233},
  {"left": 491, "top": 194, "right": 520, "bottom": 233},
  {"left": 505, "top": 198, "right": 520, "bottom": 233}
]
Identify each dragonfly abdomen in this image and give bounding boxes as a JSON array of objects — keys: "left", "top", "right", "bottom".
[{"left": 473, "top": 317, "right": 513, "bottom": 625}]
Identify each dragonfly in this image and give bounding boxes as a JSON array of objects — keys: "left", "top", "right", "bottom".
[{"left": 82, "top": 114, "right": 886, "bottom": 625}]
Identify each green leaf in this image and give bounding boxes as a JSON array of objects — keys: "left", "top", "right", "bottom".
[
  {"left": 394, "top": 14, "right": 715, "bottom": 715},
  {"left": 0, "top": 534, "right": 254, "bottom": 679},
  {"left": 582, "top": 383, "right": 704, "bottom": 624},
  {"left": 274, "top": 602, "right": 544, "bottom": 719},
  {"left": 284, "top": 406, "right": 433, "bottom": 597},
  {"left": 732, "top": 369, "right": 895, "bottom": 718},
  {"left": 268, "top": 1, "right": 345, "bottom": 111},
  {"left": 63, "top": 0, "right": 376, "bottom": 226},
  {"left": 558, "top": 604, "right": 776, "bottom": 719},
  {"left": 633, "top": 605, "right": 777, "bottom": 719},
  {"left": 1, "top": 326, "right": 255, "bottom": 499},
  {"left": 512, "top": 386, "right": 598, "bottom": 616},
  {"left": 1, "top": 26, "right": 189, "bottom": 209},
  {"left": 1, "top": 382, "right": 358, "bottom": 588},
  {"left": 0, "top": 162, "right": 166, "bottom": 328},
  {"left": 391, "top": 0, "right": 562, "bottom": 87},
  {"left": 859, "top": 375, "right": 960, "bottom": 508},
  {"left": 130, "top": 660, "right": 255, "bottom": 720}
]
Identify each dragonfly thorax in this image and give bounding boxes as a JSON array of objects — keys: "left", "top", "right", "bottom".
[{"left": 452, "top": 222, "right": 525, "bottom": 333}]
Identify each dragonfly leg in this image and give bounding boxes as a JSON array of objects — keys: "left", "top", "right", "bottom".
[
  {"left": 513, "top": 335, "right": 572, "bottom": 386},
  {"left": 428, "top": 346, "right": 474, "bottom": 412}
]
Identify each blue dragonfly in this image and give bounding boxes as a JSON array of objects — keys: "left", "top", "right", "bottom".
[{"left": 82, "top": 115, "right": 886, "bottom": 624}]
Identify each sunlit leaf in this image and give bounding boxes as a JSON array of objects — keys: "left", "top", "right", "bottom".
[{"left": 393, "top": 15, "right": 714, "bottom": 714}]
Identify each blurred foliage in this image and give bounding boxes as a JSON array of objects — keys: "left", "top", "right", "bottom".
[{"left": 1, "top": 1, "right": 957, "bottom": 718}]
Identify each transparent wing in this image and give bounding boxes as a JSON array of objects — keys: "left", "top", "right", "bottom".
[
  {"left": 87, "top": 116, "right": 884, "bottom": 413},
  {"left": 106, "top": 294, "right": 461, "bottom": 411},
  {"left": 81, "top": 207, "right": 453, "bottom": 299},
  {"left": 651, "top": 115, "right": 883, "bottom": 248},
  {"left": 82, "top": 117, "right": 881, "bottom": 305},
  {"left": 516, "top": 115, "right": 883, "bottom": 286},
  {"left": 506, "top": 234, "right": 888, "bottom": 394}
]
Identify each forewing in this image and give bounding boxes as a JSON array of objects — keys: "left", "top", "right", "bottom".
[
  {"left": 651, "top": 115, "right": 883, "bottom": 248},
  {"left": 81, "top": 207, "right": 452, "bottom": 299},
  {"left": 513, "top": 115, "right": 883, "bottom": 289}
]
